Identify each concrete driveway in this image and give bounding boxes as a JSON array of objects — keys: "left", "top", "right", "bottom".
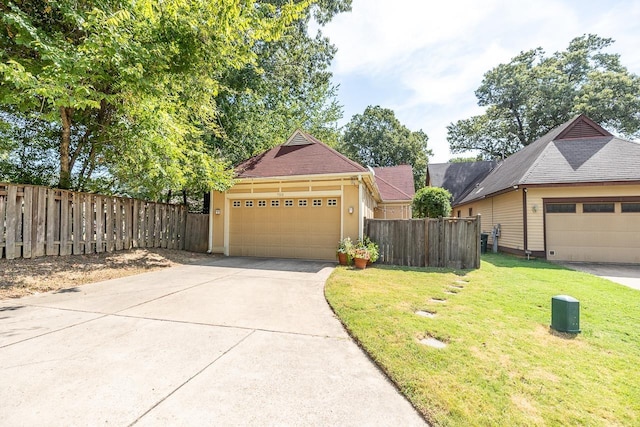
[
  {"left": 0, "top": 257, "right": 425, "bottom": 426},
  {"left": 559, "top": 262, "right": 640, "bottom": 291}
]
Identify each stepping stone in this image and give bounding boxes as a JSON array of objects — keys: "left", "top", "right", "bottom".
[
  {"left": 430, "top": 298, "right": 446, "bottom": 303},
  {"left": 444, "top": 290, "right": 457, "bottom": 295},
  {"left": 454, "top": 280, "right": 468, "bottom": 285},
  {"left": 419, "top": 337, "right": 446, "bottom": 349},
  {"left": 415, "top": 310, "right": 436, "bottom": 318},
  {"left": 450, "top": 284, "right": 464, "bottom": 289}
]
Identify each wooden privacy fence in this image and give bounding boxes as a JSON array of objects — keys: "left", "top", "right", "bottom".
[
  {"left": 0, "top": 183, "right": 188, "bottom": 260},
  {"left": 365, "top": 216, "right": 481, "bottom": 269}
]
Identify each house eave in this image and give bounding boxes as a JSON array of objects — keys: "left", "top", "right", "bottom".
[
  {"left": 234, "top": 171, "right": 367, "bottom": 182},
  {"left": 379, "top": 199, "right": 412, "bottom": 204}
]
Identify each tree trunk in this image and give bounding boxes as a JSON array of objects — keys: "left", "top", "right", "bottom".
[{"left": 59, "top": 106, "right": 72, "bottom": 189}]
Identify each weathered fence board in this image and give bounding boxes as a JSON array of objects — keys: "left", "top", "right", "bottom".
[
  {"left": 365, "top": 216, "right": 481, "bottom": 269},
  {"left": 0, "top": 183, "right": 189, "bottom": 260},
  {"left": 6, "top": 185, "right": 17, "bottom": 260},
  {"left": 184, "top": 213, "right": 209, "bottom": 253}
]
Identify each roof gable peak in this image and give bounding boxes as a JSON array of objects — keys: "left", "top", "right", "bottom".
[
  {"left": 283, "top": 129, "right": 314, "bottom": 146},
  {"left": 555, "top": 114, "right": 612, "bottom": 141}
]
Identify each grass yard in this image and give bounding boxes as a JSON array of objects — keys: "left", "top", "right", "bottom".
[{"left": 325, "top": 253, "right": 640, "bottom": 426}]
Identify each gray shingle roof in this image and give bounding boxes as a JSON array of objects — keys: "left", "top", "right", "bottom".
[
  {"left": 427, "top": 161, "right": 496, "bottom": 205},
  {"left": 457, "top": 115, "right": 640, "bottom": 205}
]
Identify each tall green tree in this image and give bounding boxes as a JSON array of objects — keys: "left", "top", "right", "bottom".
[
  {"left": 340, "top": 105, "right": 431, "bottom": 189},
  {"left": 210, "top": 0, "right": 349, "bottom": 165},
  {"left": 448, "top": 34, "right": 640, "bottom": 159},
  {"left": 0, "top": 0, "right": 306, "bottom": 197}
]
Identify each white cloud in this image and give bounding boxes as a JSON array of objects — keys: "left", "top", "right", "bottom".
[
  {"left": 326, "top": 0, "right": 500, "bottom": 75},
  {"left": 320, "top": 0, "right": 640, "bottom": 163}
]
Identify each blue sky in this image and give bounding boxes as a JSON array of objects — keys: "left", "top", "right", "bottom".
[{"left": 318, "top": 0, "right": 640, "bottom": 162}]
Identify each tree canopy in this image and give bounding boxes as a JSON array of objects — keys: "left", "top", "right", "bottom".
[
  {"left": 210, "top": 0, "right": 350, "bottom": 165},
  {"left": 448, "top": 34, "right": 640, "bottom": 159},
  {"left": 339, "top": 105, "right": 431, "bottom": 189},
  {"left": 0, "top": 0, "right": 331, "bottom": 199}
]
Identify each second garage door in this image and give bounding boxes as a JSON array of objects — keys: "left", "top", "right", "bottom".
[
  {"left": 229, "top": 197, "right": 341, "bottom": 260},
  {"left": 546, "top": 201, "right": 640, "bottom": 263}
]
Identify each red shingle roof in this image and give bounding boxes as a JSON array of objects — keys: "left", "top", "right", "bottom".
[
  {"left": 235, "top": 130, "right": 367, "bottom": 178},
  {"left": 372, "top": 165, "right": 415, "bottom": 201}
]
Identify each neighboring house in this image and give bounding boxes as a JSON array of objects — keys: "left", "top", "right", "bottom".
[
  {"left": 429, "top": 115, "right": 640, "bottom": 263},
  {"left": 372, "top": 165, "right": 415, "bottom": 219},
  {"left": 208, "top": 130, "right": 415, "bottom": 260}
]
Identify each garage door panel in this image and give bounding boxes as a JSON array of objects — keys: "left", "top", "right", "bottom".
[
  {"left": 546, "top": 206, "right": 640, "bottom": 263},
  {"left": 229, "top": 197, "right": 340, "bottom": 261}
]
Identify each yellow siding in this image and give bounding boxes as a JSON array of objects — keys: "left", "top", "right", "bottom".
[
  {"left": 212, "top": 190, "right": 225, "bottom": 253},
  {"left": 493, "top": 190, "right": 524, "bottom": 250},
  {"left": 456, "top": 199, "right": 493, "bottom": 238},
  {"left": 343, "top": 183, "right": 360, "bottom": 240},
  {"left": 374, "top": 203, "right": 412, "bottom": 219},
  {"left": 311, "top": 185, "right": 341, "bottom": 191},
  {"left": 456, "top": 189, "right": 523, "bottom": 250}
]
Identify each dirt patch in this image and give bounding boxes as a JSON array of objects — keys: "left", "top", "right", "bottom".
[{"left": 0, "top": 249, "right": 215, "bottom": 300}]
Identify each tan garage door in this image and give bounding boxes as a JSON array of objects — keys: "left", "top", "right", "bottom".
[
  {"left": 229, "top": 197, "right": 341, "bottom": 260},
  {"left": 546, "top": 201, "right": 640, "bottom": 263}
]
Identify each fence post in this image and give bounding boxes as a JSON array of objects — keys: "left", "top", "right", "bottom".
[
  {"left": 424, "top": 218, "right": 429, "bottom": 267},
  {"left": 23, "top": 186, "right": 33, "bottom": 259},
  {"left": 60, "top": 191, "right": 70, "bottom": 256},
  {"left": 95, "top": 196, "right": 103, "bottom": 253},
  {"left": 6, "top": 185, "right": 17, "bottom": 260}
]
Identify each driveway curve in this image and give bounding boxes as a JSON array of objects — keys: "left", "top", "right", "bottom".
[{"left": 0, "top": 257, "right": 425, "bottom": 426}]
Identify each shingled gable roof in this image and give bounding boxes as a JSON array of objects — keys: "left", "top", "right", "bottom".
[
  {"left": 427, "top": 161, "right": 497, "bottom": 205},
  {"left": 235, "top": 130, "right": 367, "bottom": 178},
  {"left": 372, "top": 165, "right": 415, "bottom": 201},
  {"left": 457, "top": 114, "right": 640, "bottom": 205}
]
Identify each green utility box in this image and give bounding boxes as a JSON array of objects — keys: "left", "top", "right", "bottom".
[
  {"left": 551, "top": 295, "right": 581, "bottom": 333},
  {"left": 480, "top": 233, "right": 489, "bottom": 254}
]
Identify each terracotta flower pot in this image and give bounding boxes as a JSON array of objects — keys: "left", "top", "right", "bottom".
[
  {"left": 354, "top": 257, "right": 368, "bottom": 269},
  {"left": 337, "top": 252, "right": 348, "bottom": 266}
]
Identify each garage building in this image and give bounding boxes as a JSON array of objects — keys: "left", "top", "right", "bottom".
[
  {"left": 208, "top": 130, "right": 415, "bottom": 260},
  {"left": 428, "top": 115, "right": 640, "bottom": 263}
]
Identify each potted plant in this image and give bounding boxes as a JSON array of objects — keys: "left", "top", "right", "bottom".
[
  {"left": 336, "top": 237, "right": 353, "bottom": 266},
  {"left": 350, "top": 238, "right": 373, "bottom": 269},
  {"left": 352, "top": 247, "right": 370, "bottom": 269}
]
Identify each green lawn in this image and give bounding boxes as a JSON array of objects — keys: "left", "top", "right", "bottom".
[{"left": 325, "top": 254, "right": 640, "bottom": 426}]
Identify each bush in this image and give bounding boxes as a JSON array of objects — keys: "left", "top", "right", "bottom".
[{"left": 412, "top": 187, "right": 452, "bottom": 218}]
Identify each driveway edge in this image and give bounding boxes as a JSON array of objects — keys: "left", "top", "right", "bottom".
[{"left": 322, "top": 267, "right": 430, "bottom": 426}]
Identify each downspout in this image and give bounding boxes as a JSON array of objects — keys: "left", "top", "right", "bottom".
[
  {"left": 522, "top": 187, "right": 529, "bottom": 258},
  {"left": 358, "top": 174, "right": 364, "bottom": 239}
]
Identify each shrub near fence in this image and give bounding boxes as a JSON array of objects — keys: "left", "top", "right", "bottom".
[
  {"left": 365, "top": 216, "right": 481, "bottom": 269},
  {"left": 0, "top": 183, "right": 188, "bottom": 260}
]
